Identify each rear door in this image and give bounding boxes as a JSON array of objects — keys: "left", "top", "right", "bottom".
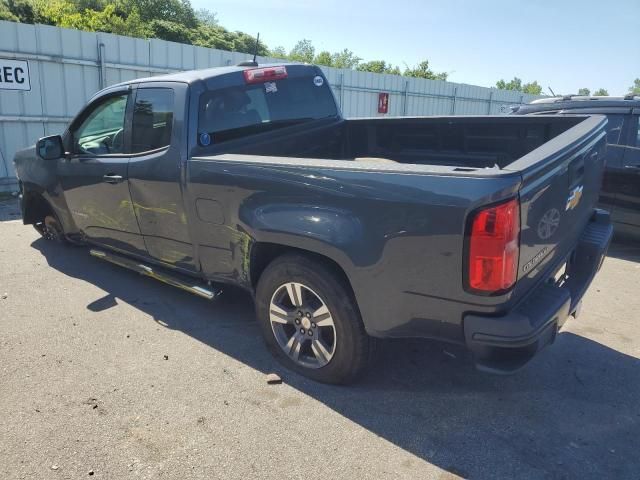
[
  {"left": 127, "top": 83, "right": 197, "bottom": 272},
  {"left": 59, "top": 88, "right": 145, "bottom": 255}
]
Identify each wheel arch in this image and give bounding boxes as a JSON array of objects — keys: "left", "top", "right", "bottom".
[
  {"left": 249, "top": 242, "right": 358, "bottom": 305},
  {"left": 20, "top": 182, "right": 78, "bottom": 237},
  {"left": 21, "top": 187, "right": 55, "bottom": 225}
]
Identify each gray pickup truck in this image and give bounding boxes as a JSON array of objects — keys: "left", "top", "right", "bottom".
[{"left": 14, "top": 63, "right": 613, "bottom": 384}]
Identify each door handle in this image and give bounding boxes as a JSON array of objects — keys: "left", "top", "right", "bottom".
[{"left": 103, "top": 174, "right": 124, "bottom": 184}]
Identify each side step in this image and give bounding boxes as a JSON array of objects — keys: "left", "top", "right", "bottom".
[{"left": 89, "top": 249, "right": 222, "bottom": 300}]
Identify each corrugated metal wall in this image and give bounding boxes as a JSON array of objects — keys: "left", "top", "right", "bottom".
[{"left": 0, "top": 20, "right": 541, "bottom": 192}]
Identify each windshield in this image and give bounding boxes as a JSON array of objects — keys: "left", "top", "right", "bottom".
[{"left": 198, "top": 74, "right": 337, "bottom": 145}]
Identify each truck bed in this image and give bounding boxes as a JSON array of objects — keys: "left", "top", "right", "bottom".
[
  {"left": 210, "top": 115, "right": 586, "bottom": 171},
  {"left": 190, "top": 113, "right": 607, "bottom": 342}
]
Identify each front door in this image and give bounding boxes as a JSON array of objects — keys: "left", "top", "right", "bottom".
[{"left": 59, "top": 90, "right": 145, "bottom": 256}]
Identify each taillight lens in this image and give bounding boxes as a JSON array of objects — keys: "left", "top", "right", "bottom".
[
  {"left": 243, "top": 66, "right": 288, "bottom": 84},
  {"left": 468, "top": 198, "right": 520, "bottom": 293}
]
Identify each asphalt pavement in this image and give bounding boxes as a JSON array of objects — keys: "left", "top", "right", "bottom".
[{"left": 1, "top": 199, "right": 639, "bottom": 479}]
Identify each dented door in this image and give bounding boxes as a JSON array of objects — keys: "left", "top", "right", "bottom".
[{"left": 127, "top": 83, "right": 197, "bottom": 272}]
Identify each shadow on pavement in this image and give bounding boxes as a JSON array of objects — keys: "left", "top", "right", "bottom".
[
  {"left": 33, "top": 238, "right": 640, "bottom": 479},
  {"left": 608, "top": 237, "right": 640, "bottom": 263}
]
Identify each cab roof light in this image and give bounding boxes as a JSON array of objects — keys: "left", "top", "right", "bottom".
[{"left": 243, "top": 66, "right": 288, "bottom": 84}]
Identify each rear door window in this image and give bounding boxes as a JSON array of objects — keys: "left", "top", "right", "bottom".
[
  {"left": 132, "top": 88, "right": 174, "bottom": 153},
  {"left": 198, "top": 74, "right": 337, "bottom": 144}
]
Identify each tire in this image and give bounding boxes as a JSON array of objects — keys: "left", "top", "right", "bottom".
[
  {"left": 34, "top": 213, "right": 67, "bottom": 244},
  {"left": 255, "top": 253, "right": 375, "bottom": 385}
]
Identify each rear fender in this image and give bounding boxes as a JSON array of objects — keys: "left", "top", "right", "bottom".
[{"left": 242, "top": 203, "right": 363, "bottom": 285}]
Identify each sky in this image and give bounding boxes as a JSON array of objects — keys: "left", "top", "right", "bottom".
[{"left": 190, "top": 0, "right": 639, "bottom": 95}]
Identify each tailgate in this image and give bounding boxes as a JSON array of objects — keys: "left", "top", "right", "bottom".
[{"left": 505, "top": 115, "right": 608, "bottom": 294}]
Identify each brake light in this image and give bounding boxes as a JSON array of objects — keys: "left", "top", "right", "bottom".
[
  {"left": 468, "top": 198, "right": 520, "bottom": 293},
  {"left": 243, "top": 66, "right": 288, "bottom": 84}
]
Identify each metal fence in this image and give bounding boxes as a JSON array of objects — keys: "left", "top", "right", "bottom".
[{"left": 0, "top": 20, "right": 541, "bottom": 192}]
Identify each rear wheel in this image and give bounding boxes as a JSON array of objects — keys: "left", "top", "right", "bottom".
[{"left": 255, "top": 254, "right": 374, "bottom": 384}]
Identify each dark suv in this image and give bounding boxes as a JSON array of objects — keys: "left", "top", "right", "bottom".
[{"left": 512, "top": 95, "right": 640, "bottom": 239}]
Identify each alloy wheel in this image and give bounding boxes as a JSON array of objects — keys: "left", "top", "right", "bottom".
[{"left": 269, "top": 282, "right": 337, "bottom": 369}]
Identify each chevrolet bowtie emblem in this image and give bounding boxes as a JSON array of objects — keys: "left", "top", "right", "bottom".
[{"left": 566, "top": 185, "right": 584, "bottom": 211}]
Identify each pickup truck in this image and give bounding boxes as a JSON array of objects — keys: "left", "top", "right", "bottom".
[{"left": 14, "top": 63, "right": 613, "bottom": 384}]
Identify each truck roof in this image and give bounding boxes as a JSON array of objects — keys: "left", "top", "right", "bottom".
[{"left": 109, "top": 62, "right": 305, "bottom": 88}]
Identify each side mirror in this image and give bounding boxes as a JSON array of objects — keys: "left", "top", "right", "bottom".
[{"left": 36, "top": 135, "right": 64, "bottom": 160}]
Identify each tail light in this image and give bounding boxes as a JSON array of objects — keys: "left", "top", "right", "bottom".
[
  {"left": 244, "top": 66, "right": 288, "bottom": 84},
  {"left": 467, "top": 198, "right": 520, "bottom": 293}
]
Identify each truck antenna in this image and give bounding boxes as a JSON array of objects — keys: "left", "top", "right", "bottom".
[
  {"left": 252, "top": 33, "right": 260, "bottom": 64},
  {"left": 548, "top": 86, "right": 556, "bottom": 96},
  {"left": 238, "top": 33, "right": 260, "bottom": 67}
]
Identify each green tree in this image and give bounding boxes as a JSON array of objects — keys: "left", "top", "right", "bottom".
[
  {"left": 629, "top": 78, "right": 640, "bottom": 95},
  {"left": 34, "top": 1, "right": 149, "bottom": 37},
  {"left": 496, "top": 77, "right": 542, "bottom": 95},
  {"left": 0, "top": 0, "right": 35, "bottom": 22},
  {"left": 70, "top": 0, "right": 107, "bottom": 10},
  {"left": 32, "top": 0, "right": 75, "bottom": 25},
  {"left": 331, "top": 49, "right": 361, "bottom": 69},
  {"left": 191, "top": 24, "right": 233, "bottom": 50},
  {"left": 404, "top": 60, "right": 447, "bottom": 80},
  {"left": 269, "top": 46, "right": 287, "bottom": 58},
  {"left": 117, "top": 0, "right": 197, "bottom": 28},
  {"left": 0, "top": 2, "right": 19, "bottom": 20},
  {"left": 288, "top": 39, "right": 314, "bottom": 63},
  {"left": 313, "top": 51, "right": 333, "bottom": 67},
  {"left": 496, "top": 77, "right": 522, "bottom": 91},
  {"left": 230, "top": 31, "right": 267, "bottom": 55},
  {"left": 149, "top": 18, "right": 191, "bottom": 43},
  {"left": 578, "top": 87, "right": 590, "bottom": 95},
  {"left": 522, "top": 81, "right": 542, "bottom": 95},
  {"left": 593, "top": 88, "right": 609, "bottom": 96},
  {"left": 195, "top": 7, "right": 216, "bottom": 26},
  {"left": 357, "top": 60, "right": 400, "bottom": 75},
  {"left": 1, "top": 0, "right": 270, "bottom": 53},
  {"left": 191, "top": 25, "right": 266, "bottom": 54}
]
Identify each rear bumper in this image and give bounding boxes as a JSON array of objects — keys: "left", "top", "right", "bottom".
[{"left": 464, "top": 209, "right": 613, "bottom": 374}]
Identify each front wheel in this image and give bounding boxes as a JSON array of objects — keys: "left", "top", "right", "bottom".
[
  {"left": 34, "top": 214, "right": 65, "bottom": 243},
  {"left": 255, "top": 254, "right": 375, "bottom": 384}
]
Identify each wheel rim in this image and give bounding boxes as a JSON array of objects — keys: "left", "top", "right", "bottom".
[
  {"left": 269, "top": 282, "right": 337, "bottom": 369},
  {"left": 42, "top": 216, "right": 61, "bottom": 241}
]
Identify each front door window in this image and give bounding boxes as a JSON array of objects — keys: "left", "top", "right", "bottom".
[{"left": 74, "top": 94, "right": 128, "bottom": 155}]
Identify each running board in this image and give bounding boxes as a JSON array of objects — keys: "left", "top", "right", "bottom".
[{"left": 89, "top": 249, "right": 222, "bottom": 300}]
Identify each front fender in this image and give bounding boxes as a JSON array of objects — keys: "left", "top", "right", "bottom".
[{"left": 14, "top": 146, "right": 76, "bottom": 233}]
